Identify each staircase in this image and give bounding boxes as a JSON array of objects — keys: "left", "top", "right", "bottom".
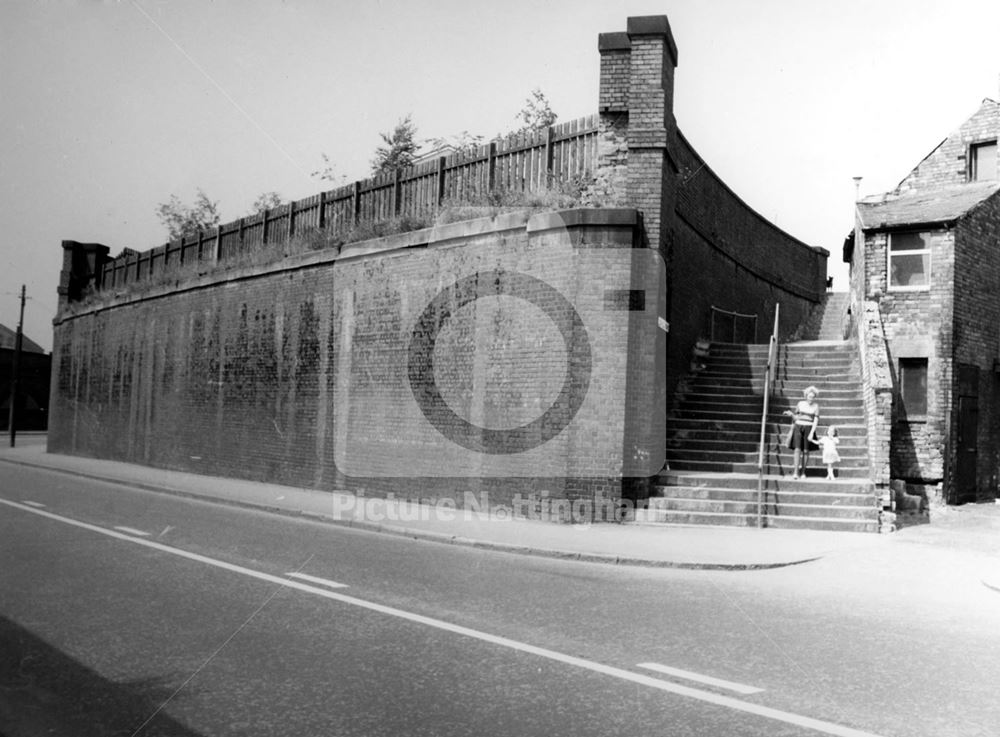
[{"left": 643, "top": 296, "right": 881, "bottom": 532}]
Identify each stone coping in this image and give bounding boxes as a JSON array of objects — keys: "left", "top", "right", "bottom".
[{"left": 55, "top": 208, "right": 640, "bottom": 322}]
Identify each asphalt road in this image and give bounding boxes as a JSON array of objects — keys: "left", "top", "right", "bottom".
[{"left": 1, "top": 462, "right": 998, "bottom": 736}]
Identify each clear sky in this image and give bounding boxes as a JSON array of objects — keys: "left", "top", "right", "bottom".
[{"left": 3, "top": 0, "right": 1000, "bottom": 352}]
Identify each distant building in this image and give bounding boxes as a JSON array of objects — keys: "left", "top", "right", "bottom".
[
  {"left": 412, "top": 142, "right": 460, "bottom": 165},
  {"left": 0, "top": 323, "right": 51, "bottom": 431},
  {"left": 847, "top": 97, "right": 1000, "bottom": 504}
]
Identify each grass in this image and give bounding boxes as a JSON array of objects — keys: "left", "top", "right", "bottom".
[{"left": 72, "top": 175, "right": 620, "bottom": 310}]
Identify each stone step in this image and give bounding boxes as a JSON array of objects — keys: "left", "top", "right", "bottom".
[
  {"left": 649, "top": 496, "right": 879, "bottom": 520},
  {"left": 650, "top": 485, "right": 875, "bottom": 505},
  {"left": 632, "top": 509, "right": 879, "bottom": 533},
  {"left": 678, "top": 382, "right": 864, "bottom": 397},
  {"left": 691, "top": 369, "right": 860, "bottom": 384},
  {"left": 670, "top": 408, "right": 864, "bottom": 424},
  {"left": 678, "top": 396, "right": 863, "bottom": 411},
  {"left": 667, "top": 443, "right": 868, "bottom": 460},
  {"left": 666, "top": 458, "right": 870, "bottom": 478},
  {"left": 705, "top": 358, "right": 856, "bottom": 372},
  {"left": 665, "top": 420, "right": 868, "bottom": 438},
  {"left": 656, "top": 471, "right": 872, "bottom": 490},
  {"left": 665, "top": 435, "right": 868, "bottom": 452},
  {"left": 707, "top": 340, "right": 854, "bottom": 353}
]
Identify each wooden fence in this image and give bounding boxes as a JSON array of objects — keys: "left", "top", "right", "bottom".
[{"left": 99, "top": 114, "right": 599, "bottom": 291}]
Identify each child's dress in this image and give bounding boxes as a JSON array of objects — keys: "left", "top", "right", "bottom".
[{"left": 817, "top": 436, "right": 840, "bottom": 464}]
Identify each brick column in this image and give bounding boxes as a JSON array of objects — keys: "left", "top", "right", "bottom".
[
  {"left": 594, "top": 32, "right": 631, "bottom": 205},
  {"left": 624, "top": 15, "right": 678, "bottom": 255},
  {"left": 58, "top": 240, "right": 110, "bottom": 309}
]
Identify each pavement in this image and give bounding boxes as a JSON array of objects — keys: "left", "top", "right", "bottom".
[{"left": 2, "top": 436, "right": 999, "bottom": 581}]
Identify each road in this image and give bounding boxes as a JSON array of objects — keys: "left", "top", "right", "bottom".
[{"left": 1, "top": 461, "right": 998, "bottom": 736}]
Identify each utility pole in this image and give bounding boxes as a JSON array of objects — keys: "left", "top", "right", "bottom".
[{"left": 8, "top": 285, "right": 25, "bottom": 447}]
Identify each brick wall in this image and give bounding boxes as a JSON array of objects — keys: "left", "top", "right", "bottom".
[
  {"left": 954, "top": 195, "right": 1000, "bottom": 498},
  {"left": 51, "top": 13, "right": 831, "bottom": 516},
  {"left": 894, "top": 99, "right": 1000, "bottom": 193},
  {"left": 596, "top": 17, "right": 826, "bottom": 401},
  {"left": 1, "top": 349, "right": 51, "bottom": 431},
  {"left": 862, "top": 229, "right": 953, "bottom": 484},
  {"left": 50, "top": 210, "right": 663, "bottom": 521},
  {"left": 668, "top": 131, "right": 827, "bottom": 395}
]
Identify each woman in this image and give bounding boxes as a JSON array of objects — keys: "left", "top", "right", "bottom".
[{"left": 784, "top": 386, "right": 819, "bottom": 480}]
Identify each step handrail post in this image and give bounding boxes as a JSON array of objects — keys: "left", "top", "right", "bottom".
[{"left": 757, "top": 304, "right": 780, "bottom": 528}]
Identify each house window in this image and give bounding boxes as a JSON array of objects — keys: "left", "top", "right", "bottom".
[
  {"left": 888, "top": 232, "right": 931, "bottom": 289},
  {"left": 970, "top": 140, "right": 997, "bottom": 181},
  {"left": 899, "top": 358, "right": 928, "bottom": 417}
]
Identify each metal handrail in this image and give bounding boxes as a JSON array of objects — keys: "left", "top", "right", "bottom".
[
  {"left": 709, "top": 305, "right": 758, "bottom": 344},
  {"left": 756, "top": 304, "right": 780, "bottom": 528}
]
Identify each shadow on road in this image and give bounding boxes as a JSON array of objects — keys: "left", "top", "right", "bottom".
[{"left": 0, "top": 614, "right": 204, "bottom": 737}]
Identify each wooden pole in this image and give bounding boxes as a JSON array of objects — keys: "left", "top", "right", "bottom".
[{"left": 8, "top": 285, "right": 25, "bottom": 447}]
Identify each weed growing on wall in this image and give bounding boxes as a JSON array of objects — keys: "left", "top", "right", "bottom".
[{"left": 72, "top": 174, "right": 622, "bottom": 311}]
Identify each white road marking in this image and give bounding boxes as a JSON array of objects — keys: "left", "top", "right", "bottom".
[
  {"left": 113, "top": 525, "right": 151, "bottom": 537},
  {"left": 638, "top": 661, "right": 764, "bottom": 695},
  {"left": 285, "top": 571, "right": 348, "bottom": 589},
  {"left": 0, "top": 498, "right": 886, "bottom": 737},
  {"left": 21, "top": 501, "right": 45, "bottom": 508}
]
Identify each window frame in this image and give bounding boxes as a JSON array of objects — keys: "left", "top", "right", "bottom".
[
  {"left": 898, "top": 357, "right": 929, "bottom": 421},
  {"left": 969, "top": 139, "right": 998, "bottom": 182},
  {"left": 887, "top": 231, "right": 932, "bottom": 292}
]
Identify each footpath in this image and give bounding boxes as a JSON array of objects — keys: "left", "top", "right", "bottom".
[{"left": 1, "top": 438, "right": 999, "bottom": 582}]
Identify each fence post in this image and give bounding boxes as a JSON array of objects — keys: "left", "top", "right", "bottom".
[
  {"left": 318, "top": 191, "right": 327, "bottom": 230},
  {"left": 352, "top": 182, "right": 361, "bottom": 225},
  {"left": 436, "top": 156, "right": 447, "bottom": 208},
  {"left": 261, "top": 209, "right": 269, "bottom": 244},
  {"left": 214, "top": 225, "right": 222, "bottom": 265},
  {"left": 287, "top": 200, "right": 295, "bottom": 241},
  {"left": 487, "top": 141, "right": 497, "bottom": 192},
  {"left": 393, "top": 169, "right": 402, "bottom": 216},
  {"left": 544, "top": 125, "right": 555, "bottom": 184}
]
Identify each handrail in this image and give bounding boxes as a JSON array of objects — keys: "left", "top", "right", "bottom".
[
  {"left": 710, "top": 305, "right": 758, "bottom": 343},
  {"left": 756, "top": 304, "right": 780, "bottom": 528}
]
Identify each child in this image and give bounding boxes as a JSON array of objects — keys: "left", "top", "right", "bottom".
[{"left": 811, "top": 426, "right": 840, "bottom": 480}]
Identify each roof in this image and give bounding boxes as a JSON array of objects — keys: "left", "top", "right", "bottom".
[
  {"left": 0, "top": 323, "right": 46, "bottom": 354},
  {"left": 857, "top": 181, "right": 1000, "bottom": 231}
]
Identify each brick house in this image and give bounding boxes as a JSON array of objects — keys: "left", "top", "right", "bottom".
[
  {"left": 846, "top": 97, "right": 1000, "bottom": 504},
  {"left": 0, "top": 324, "right": 51, "bottom": 431}
]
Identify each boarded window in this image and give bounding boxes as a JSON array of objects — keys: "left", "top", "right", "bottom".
[{"left": 899, "top": 357, "right": 928, "bottom": 417}]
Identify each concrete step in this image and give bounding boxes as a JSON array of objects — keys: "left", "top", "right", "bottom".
[
  {"left": 670, "top": 408, "right": 865, "bottom": 424},
  {"left": 665, "top": 458, "right": 870, "bottom": 478},
  {"left": 678, "top": 384, "right": 864, "bottom": 399},
  {"left": 655, "top": 471, "right": 873, "bottom": 491},
  {"left": 651, "top": 485, "right": 875, "bottom": 505},
  {"left": 633, "top": 509, "right": 879, "bottom": 533},
  {"left": 664, "top": 448, "right": 869, "bottom": 467},
  {"left": 679, "top": 396, "right": 863, "bottom": 411},
  {"left": 665, "top": 422, "right": 868, "bottom": 441},
  {"left": 649, "top": 496, "right": 879, "bottom": 520},
  {"left": 665, "top": 436, "right": 868, "bottom": 453}
]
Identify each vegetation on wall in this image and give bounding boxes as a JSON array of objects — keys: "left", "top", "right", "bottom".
[{"left": 155, "top": 190, "right": 221, "bottom": 240}]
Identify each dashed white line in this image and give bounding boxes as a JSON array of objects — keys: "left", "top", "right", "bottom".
[
  {"left": 0, "top": 498, "right": 887, "bottom": 737},
  {"left": 285, "top": 571, "right": 349, "bottom": 589},
  {"left": 21, "top": 500, "right": 45, "bottom": 508},
  {"left": 113, "top": 525, "right": 151, "bottom": 537},
  {"left": 638, "top": 661, "right": 764, "bottom": 695}
]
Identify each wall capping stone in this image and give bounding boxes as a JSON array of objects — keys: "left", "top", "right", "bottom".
[{"left": 53, "top": 208, "right": 639, "bottom": 324}]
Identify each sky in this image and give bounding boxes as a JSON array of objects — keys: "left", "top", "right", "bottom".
[{"left": 4, "top": 0, "right": 1000, "bottom": 353}]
